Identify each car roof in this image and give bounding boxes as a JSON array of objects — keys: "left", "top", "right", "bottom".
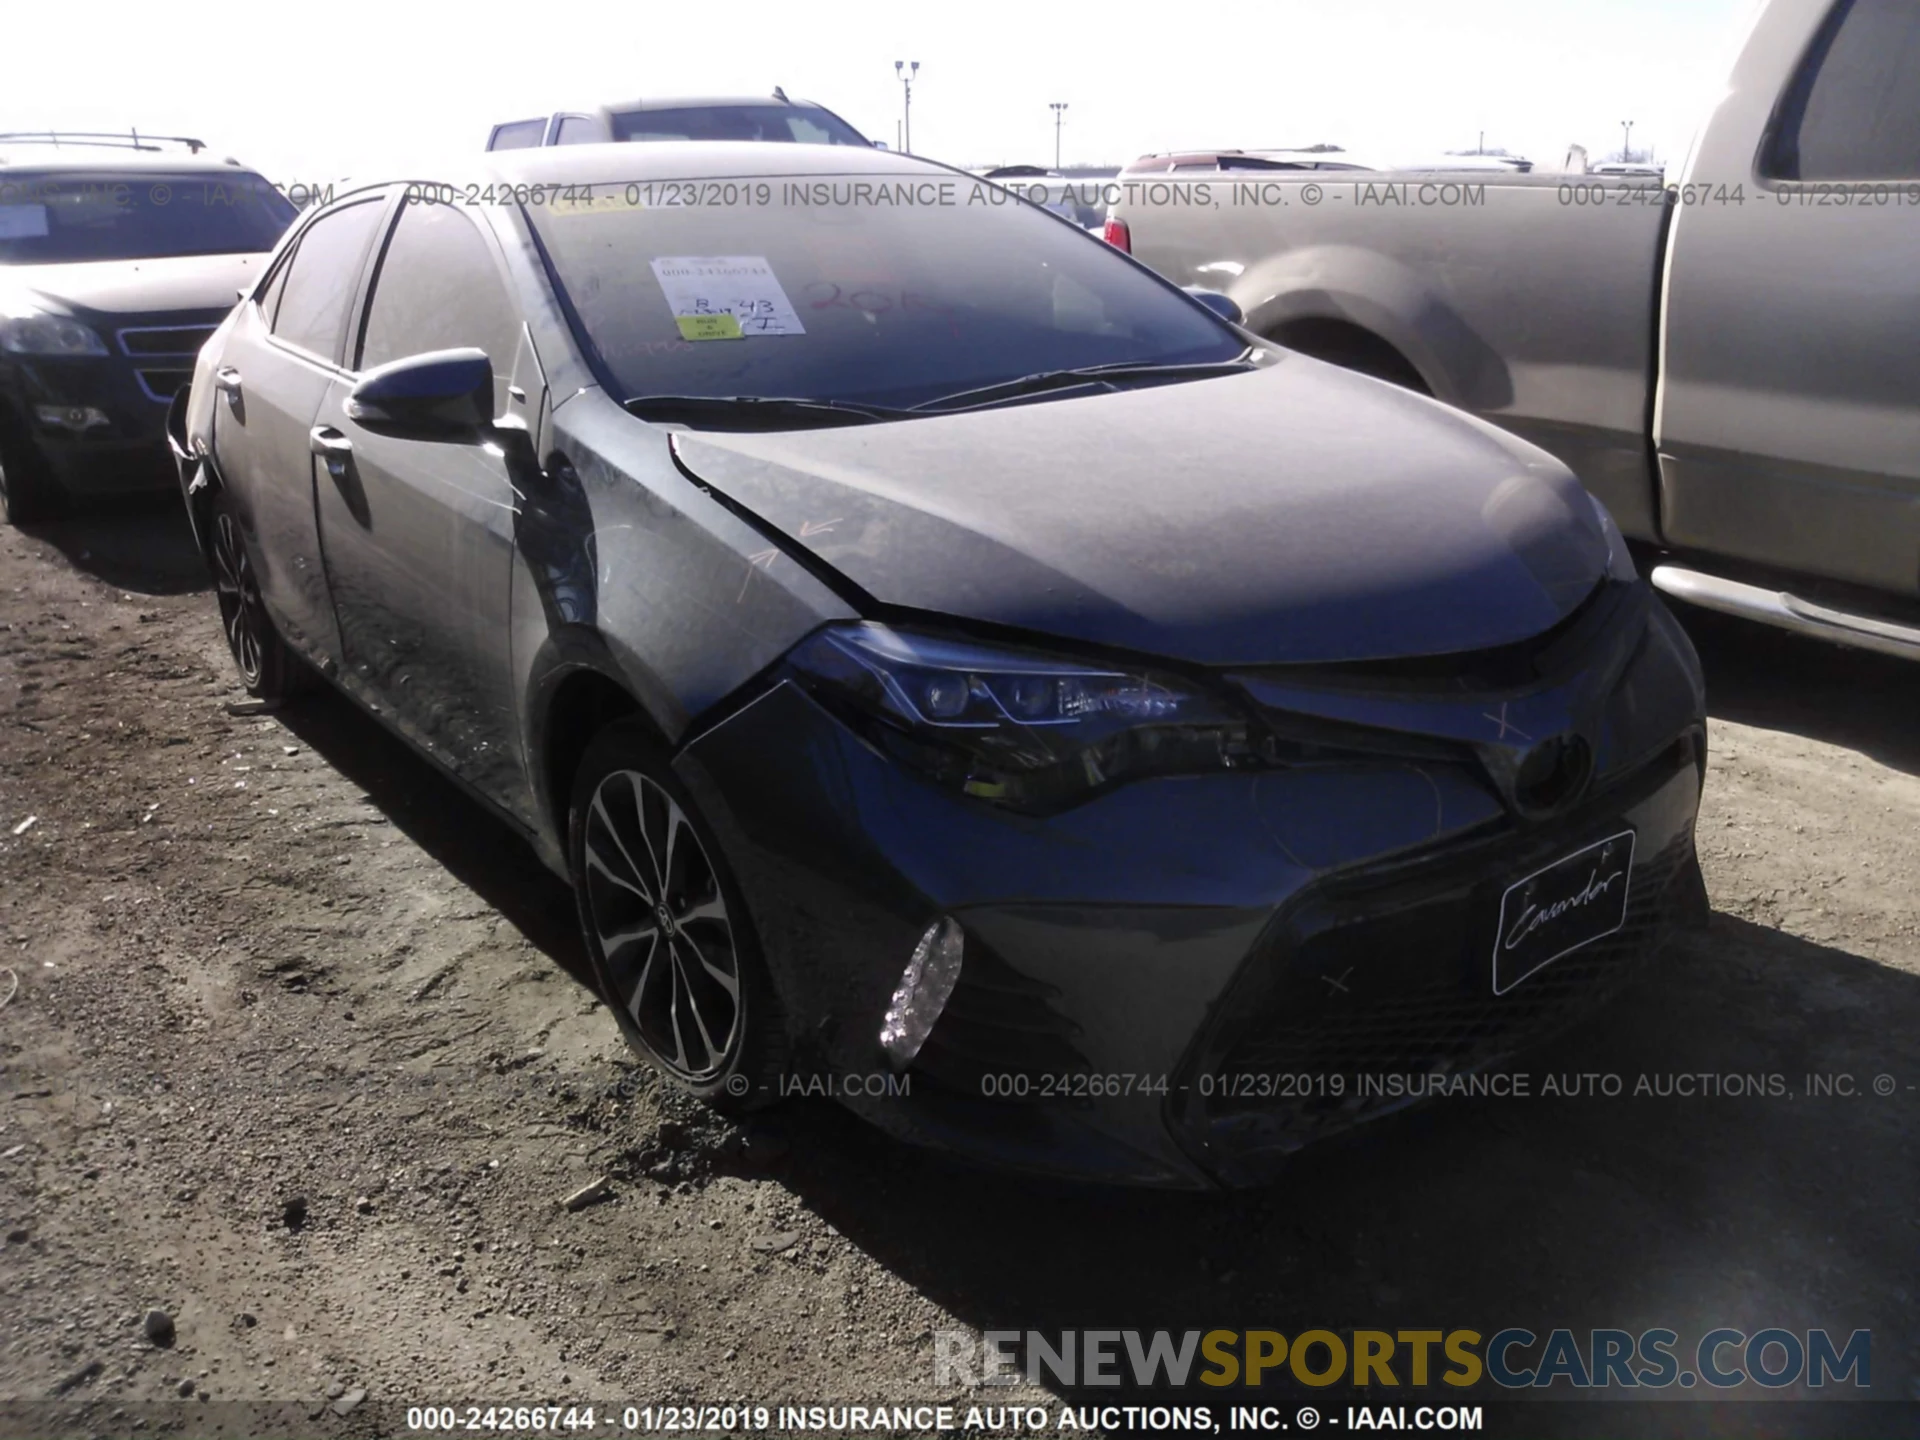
[
  {"left": 1123, "top": 150, "right": 1371, "bottom": 173},
  {"left": 595, "top": 95, "right": 834, "bottom": 114},
  {"left": 0, "top": 145, "right": 260, "bottom": 174},
  {"left": 479, "top": 141, "right": 947, "bottom": 186}
]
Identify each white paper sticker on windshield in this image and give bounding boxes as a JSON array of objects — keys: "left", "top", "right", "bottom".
[
  {"left": 0, "top": 205, "right": 50, "bottom": 239},
  {"left": 650, "top": 256, "right": 806, "bottom": 339}
]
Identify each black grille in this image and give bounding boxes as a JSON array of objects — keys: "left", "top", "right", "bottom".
[
  {"left": 136, "top": 368, "right": 193, "bottom": 403},
  {"left": 118, "top": 325, "right": 218, "bottom": 357},
  {"left": 1190, "top": 745, "right": 1701, "bottom": 1157},
  {"left": 1224, "top": 837, "right": 1687, "bottom": 1079}
]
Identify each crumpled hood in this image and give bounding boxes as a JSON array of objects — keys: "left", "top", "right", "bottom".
[
  {"left": 671, "top": 358, "right": 1610, "bottom": 666},
  {"left": 2, "top": 252, "right": 263, "bottom": 317}
]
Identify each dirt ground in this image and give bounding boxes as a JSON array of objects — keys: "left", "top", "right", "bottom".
[{"left": 1, "top": 500, "right": 1917, "bottom": 1436}]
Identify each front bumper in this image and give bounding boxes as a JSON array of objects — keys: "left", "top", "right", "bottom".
[
  {"left": 673, "top": 586, "right": 1708, "bottom": 1188},
  {"left": 1175, "top": 741, "right": 1702, "bottom": 1186},
  {"left": 1, "top": 312, "right": 222, "bottom": 497}
]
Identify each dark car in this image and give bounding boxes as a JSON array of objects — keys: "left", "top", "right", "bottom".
[
  {"left": 972, "top": 167, "right": 1113, "bottom": 230},
  {"left": 487, "top": 92, "right": 873, "bottom": 151},
  {"left": 171, "top": 144, "right": 1709, "bottom": 1188},
  {"left": 0, "top": 134, "right": 297, "bottom": 522}
]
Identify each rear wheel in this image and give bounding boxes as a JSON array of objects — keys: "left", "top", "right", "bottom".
[
  {"left": 568, "top": 719, "right": 789, "bottom": 1113},
  {"left": 208, "top": 493, "right": 308, "bottom": 701},
  {"left": 0, "top": 421, "right": 62, "bottom": 525}
]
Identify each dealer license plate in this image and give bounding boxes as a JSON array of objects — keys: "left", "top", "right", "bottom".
[{"left": 1493, "top": 830, "right": 1636, "bottom": 995}]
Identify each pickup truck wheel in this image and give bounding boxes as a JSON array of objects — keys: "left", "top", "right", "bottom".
[
  {"left": 569, "top": 720, "right": 790, "bottom": 1115},
  {"left": 0, "top": 424, "right": 63, "bottom": 525},
  {"left": 208, "top": 494, "right": 309, "bottom": 701}
]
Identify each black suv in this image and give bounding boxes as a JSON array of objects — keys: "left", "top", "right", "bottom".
[{"left": 0, "top": 134, "right": 296, "bottom": 522}]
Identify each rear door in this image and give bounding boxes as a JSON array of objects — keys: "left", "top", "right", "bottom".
[
  {"left": 311, "top": 198, "right": 540, "bottom": 804},
  {"left": 1656, "top": 0, "right": 1920, "bottom": 594},
  {"left": 208, "top": 195, "right": 390, "bottom": 662}
]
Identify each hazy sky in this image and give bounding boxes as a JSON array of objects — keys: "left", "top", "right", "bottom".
[{"left": 2, "top": 0, "right": 1761, "bottom": 182}]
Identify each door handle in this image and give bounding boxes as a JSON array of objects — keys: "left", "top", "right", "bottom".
[
  {"left": 214, "top": 366, "right": 243, "bottom": 403},
  {"left": 309, "top": 426, "right": 353, "bottom": 457}
]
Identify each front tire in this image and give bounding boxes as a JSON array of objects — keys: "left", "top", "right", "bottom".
[
  {"left": 207, "top": 492, "right": 308, "bottom": 701},
  {"left": 0, "top": 423, "right": 63, "bottom": 525},
  {"left": 568, "top": 719, "right": 789, "bottom": 1114}
]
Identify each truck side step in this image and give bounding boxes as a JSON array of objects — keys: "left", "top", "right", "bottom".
[{"left": 1650, "top": 565, "right": 1920, "bottom": 662}]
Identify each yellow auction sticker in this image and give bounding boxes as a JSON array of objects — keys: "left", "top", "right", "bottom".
[{"left": 675, "top": 313, "right": 743, "bottom": 341}]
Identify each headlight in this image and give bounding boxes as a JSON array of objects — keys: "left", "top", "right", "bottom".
[
  {"left": 786, "top": 623, "right": 1266, "bottom": 811},
  {"left": 0, "top": 313, "right": 109, "bottom": 356}
]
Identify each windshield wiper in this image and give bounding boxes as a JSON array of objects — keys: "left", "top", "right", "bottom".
[
  {"left": 623, "top": 394, "right": 915, "bottom": 429},
  {"left": 908, "top": 357, "right": 1258, "bottom": 415}
]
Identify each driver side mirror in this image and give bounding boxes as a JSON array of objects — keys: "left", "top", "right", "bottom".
[
  {"left": 1184, "top": 289, "right": 1245, "bottom": 327},
  {"left": 346, "top": 348, "right": 494, "bottom": 443}
]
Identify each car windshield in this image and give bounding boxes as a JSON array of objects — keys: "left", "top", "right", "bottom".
[
  {"left": 527, "top": 171, "right": 1245, "bottom": 412},
  {"left": 0, "top": 171, "right": 297, "bottom": 263},
  {"left": 609, "top": 106, "right": 869, "bottom": 147}
]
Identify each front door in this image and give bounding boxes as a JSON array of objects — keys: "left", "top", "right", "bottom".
[
  {"left": 1656, "top": 0, "right": 1920, "bottom": 595},
  {"left": 312, "top": 199, "right": 536, "bottom": 804}
]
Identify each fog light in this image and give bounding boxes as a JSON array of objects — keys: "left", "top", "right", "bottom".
[
  {"left": 879, "top": 917, "right": 964, "bottom": 1070},
  {"left": 34, "top": 404, "right": 110, "bottom": 433}
]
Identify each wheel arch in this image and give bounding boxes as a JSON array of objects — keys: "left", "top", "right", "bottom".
[
  {"left": 1235, "top": 242, "right": 1514, "bottom": 409},
  {"left": 0, "top": 392, "right": 56, "bottom": 521},
  {"left": 1266, "top": 316, "right": 1433, "bottom": 395},
  {"left": 528, "top": 652, "right": 672, "bottom": 851},
  {"left": 0, "top": 392, "right": 33, "bottom": 457}
]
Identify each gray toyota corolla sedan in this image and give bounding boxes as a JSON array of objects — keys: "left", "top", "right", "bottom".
[{"left": 170, "top": 144, "right": 1709, "bottom": 1188}]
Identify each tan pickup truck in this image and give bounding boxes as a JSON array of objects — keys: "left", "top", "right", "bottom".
[{"left": 1109, "top": 0, "right": 1920, "bottom": 659}]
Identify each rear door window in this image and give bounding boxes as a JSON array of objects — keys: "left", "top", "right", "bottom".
[
  {"left": 271, "top": 198, "right": 388, "bottom": 362},
  {"left": 1765, "top": 0, "right": 1920, "bottom": 180}
]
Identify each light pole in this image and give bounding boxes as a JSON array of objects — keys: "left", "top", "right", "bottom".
[
  {"left": 895, "top": 61, "right": 919, "bottom": 154},
  {"left": 1051, "top": 102, "right": 1068, "bottom": 170},
  {"left": 1622, "top": 119, "right": 1634, "bottom": 163}
]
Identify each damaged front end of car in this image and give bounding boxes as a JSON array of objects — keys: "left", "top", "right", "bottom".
[{"left": 666, "top": 560, "right": 1708, "bottom": 1188}]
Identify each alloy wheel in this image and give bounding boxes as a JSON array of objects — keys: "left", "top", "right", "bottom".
[
  {"left": 211, "top": 509, "right": 264, "bottom": 686},
  {"left": 582, "top": 770, "right": 742, "bottom": 1081}
]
